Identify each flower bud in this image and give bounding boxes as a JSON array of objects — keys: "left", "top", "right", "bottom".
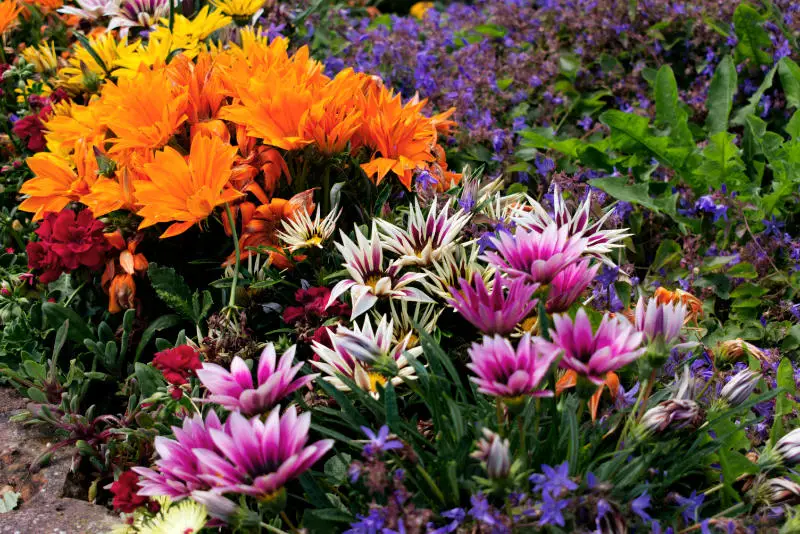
[
  {"left": 765, "top": 477, "right": 800, "bottom": 505},
  {"left": 715, "top": 339, "right": 766, "bottom": 363},
  {"left": 471, "top": 428, "right": 511, "bottom": 479},
  {"left": 640, "top": 399, "right": 704, "bottom": 435},
  {"left": 775, "top": 429, "right": 800, "bottom": 465},
  {"left": 719, "top": 369, "right": 760, "bottom": 407}
]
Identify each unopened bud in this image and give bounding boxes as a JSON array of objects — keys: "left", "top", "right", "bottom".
[
  {"left": 775, "top": 429, "right": 800, "bottom": 465},
  {"left": 719, "top": 369, "right": 760, "bottom": 407},
  {"left": 765, "top": 477, "right": 800, "bottom": 505},
  {"left": 716, "top": 339, "right": 766, "bottom": 363},
  {"left": 640, "top": 399, "right": 704, "bottom": 435},
  {"left": 471, "top": 428, "right": 511, "bottom": 479}
]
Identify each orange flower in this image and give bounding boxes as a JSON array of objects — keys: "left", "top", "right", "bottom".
[
  {"left": 219, "top": 40, "right": 328, "bottom": 151},
  {"left": 43, "top": 102, "right": 108, "bottom": 155},
  {"left": 135, "top": 134, "right": 243, "bottom": 238},
  {"left": 97, "top": 65, "right": 189, "bottom": 154},
  {"left": 228, "top": 190, "right": 314, "bottom": 269},
  {"left": 300, "top": 69, "right": 366, "bottom": 155},
  {"left": 19, "top": 139, "right": 98, "bottom": 220},
  {"left": 167, "top": 52, "right": 229, "bottom": 143},
  {"left": 358, "top": 89, "right": 439, "bottom": 189},
  {"left": 102, "top": 231, "right": 148, "bottom": 313},
  {"left": 556, "top": 369, "right": 620, "bottom": 422},
  {"left": 26, "top": 0, "right": 62, "bottom": 12},
  {"left": 83, "top": 165, "right": 141, "bottom": 217},
  {"left": 0, "top": 0, "right": 22, "bottom": 35},
  {"left": 654, "top": 286, "right": 703, "bottom": 323}
]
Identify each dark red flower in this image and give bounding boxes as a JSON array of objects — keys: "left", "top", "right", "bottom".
[
  {"left": 152, "top": 345, "right": 202, "bottom": 385},
  {"left": 110, "top": 471, "right": 148, "bottom": 513},
  {"left": 12, "top": 106, "right": 51, "bottom": 152},
  {"left": 27, "top": 209, "right": 110, "bottom": 284},
  {"left": 311, "top": 325, "right": 333, "bottom": 348},
  {"left": 283, "top": 286, "right": 350, "bottom": 326}
]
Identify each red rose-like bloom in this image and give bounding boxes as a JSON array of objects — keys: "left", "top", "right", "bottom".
[
  {"left": 152, "top": 345, "right": 202, "bottom": 385},
  {"left": 283, "top": 287, "right": 350, "bottom": 325},
  {"left": 110, "top": 471, "right": 148, "bottom": 513},
  {"left": 12, "top": 106, "right": 51, "bottom": 152},
  {"left": 27, "top": 209, "right": 110, "bottom": 284}
]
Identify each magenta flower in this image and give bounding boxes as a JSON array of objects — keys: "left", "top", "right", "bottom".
[
  {"left": 482, "top": 223, "right": 587, "bottom": 285},
  {"left": 546, "top": 259, "right": 600, "bottom": 313},
  {"left": 447, "top": 272, "right": 538, "bottom": 335},
  {"left": 193, "top": 407, "right": 333, "bottom": 499},
  {"left": 196, "top": 344, "right": 316, "bottom": 415},
  {"left": 634, "top": 296, "right": 688, "bottom": 347},
  {"left": 547, "top": 308, "right": 644, "bottom": 385},
  {"left": 467, "top": 333, "right": 559, "bottom": 399},
  {"left": 133, "top": 411, "right": 223, "bottom": 499}
]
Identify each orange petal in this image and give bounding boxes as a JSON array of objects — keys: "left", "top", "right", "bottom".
[{"left": 555, "top": 370, "right": 577, "bottom": 396}]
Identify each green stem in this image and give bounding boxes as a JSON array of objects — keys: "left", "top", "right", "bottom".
[
  {"left": 635, "top": 369, "right": 657, "bottom": 422},
  {"left": 517, "top": 416, "right": 526, "bottom": 463},
  {"left": 224, "top": 203, "right": 240, "bottom": 311},
  {"left": 279, "top": 512, "right": 298, "bottom": 533},
  {"left": 496, "top": 399, "right": 505, "bottom": 436},
  {"left": 260, "top": 523, "right": 290, "bottom": 534}
]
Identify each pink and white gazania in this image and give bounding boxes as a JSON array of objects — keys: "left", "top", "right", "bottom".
[
  {"left": 192, "top": 407, "right": 333, "bottom": 500},
  {"left": 448, "top": 272, "right": 539, "bottom": 335},
  {"left": 546, "top": 308, "right": 645, "bottom": 385},
  {"left": 634, "top": 296, "right": 691, "bottom": 348},
  {"left": 311, "top": 314, "right": 421, "bottom": 396},
  {"left": 106, "top": 0, "right": 176, "bottom": 37},
  {"left": 467, "top": 333, "right": 559, "bottom": 399},
  {"left": 482, "top": 222, "right": 588, "bottom": 285},
  {"left": 134, "top": 411, "right": 223, "bottom": 500},
  {"left": 195, "top": 343, "right": 316, "bottom": 416},
  {"left": 546, "top": 258, "right": 600, "bottom": 313},
  {"left": 511, "top": 186, "right": 630, "bottom": 260},
  {"left": 58, "top": 0, "right": 115, "bottom": 20},
  {"left": 376, "top": 198, "right": 471, "bottom": 267},
  {"left": 327, "top": 223, "right": 433, "bottom": 319}
]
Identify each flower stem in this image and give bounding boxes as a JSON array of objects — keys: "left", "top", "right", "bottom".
[
  {"left": 224, "top": 203, "right": 240, "bottom": 312},
  {"left": 496, "top": 399, "right": 505, "bottom": 435},
  {"left": 517, "top": 416, "right": 526, "bottom": 463},
  {"left": 280, "top": 512, "right": 299, "bottom": 533},
  {"left": 260, "top": 523, "right": 290, "bottom": 534},
  {"left": 635, "top": 370, "right": 657, "bottom": 422}
]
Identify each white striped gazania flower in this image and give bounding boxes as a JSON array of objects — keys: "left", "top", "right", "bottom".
[
  {"left": 327, "top": 223, "right": 433, "bottom": 319},
  {"left": 311, "top": 314, "right": 421, "bottom": 397},
  {"left": 422, "top": 244, "right": 494, "bottom": 301},
  {"left": 277, "top": 206, "right": 340, "bottom": 252},
  {"left": 376, "top": 198, "right": 471, "bottom": 267}
]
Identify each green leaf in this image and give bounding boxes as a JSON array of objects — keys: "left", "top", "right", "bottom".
[
  {"left": 732, "top": 64, "right": 776, "bottom": 126},
  {"left": 706, "top": 56, "right": 737, "bottom": 135},
  {"left": 323, "top": 454, "right": 351, "bottom": 484},
  {"left": 473, "top": 23, "right": 507, "bottom": 38},
  {"left": 383, "top": 381, "right": 400, "bottom": 433},
  {"left": 590, "top": 177, "right": 666, "bottom": 214},
  {"left": 148, "top": 263, "right": 201, "bottom": 322},
  {"left": 600, "top": 110, "right": 689, "bottom": 169},
  {"left": 693, "top": 132, "right": 749, "bottom": 193},
  {"left": 775, "top": 358, "right": 796, "bottom": 417},
  {"left": 135, "top": 315, "right": 182, "bottom": 361},
  {"left": 134, "top": 362, "right": 164, "bottom": 398},
  {"left": 733, "top": 3, "right": 772, "bottom": 66},
  {"left": 654, "top": 65, "right": 691, "bottom": 145},
  {"left": 41, "top": 302, "right": 93, "bottom": 344},
  {"left": 778, "top": 57, "right": 800, "bottom": 109},
  {"left": 652, "top": 239, "right": 682, "bottom": 270}
]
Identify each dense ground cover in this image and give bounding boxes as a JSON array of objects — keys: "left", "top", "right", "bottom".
[{"left": 2, "top": 0, "right": 800, "bottom": 532}]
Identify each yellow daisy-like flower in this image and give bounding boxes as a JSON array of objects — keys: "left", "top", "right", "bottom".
[
  {"left": 139, "top": 498, "right": 207, "bottom": 534},
  {"left": 21, "top": 42, "right": 59, "bottom": 72},
  {"left": 209, "top": 0, "right": 264, "bottom": 18},
  {"left": 112, "top": 31, "right": 173, "bottom": 77},
  {"left": 409, "top": 1, "right": 433, "bottom": 19},
  {"left": 58, "top": 33, "right": 137, "bottom": 91},
  {"left": 161, "top": 6, "right": 231, "bottom": 54}
]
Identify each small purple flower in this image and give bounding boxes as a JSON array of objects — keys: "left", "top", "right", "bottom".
[
  {"left": 539, "top": 491, "right": 570, "bottom": 527},
  {"left": 578, "top": 116, "right": 594, "bottom": 131},
  {"left": 468, "top": 493, "right": 497, "bottom": 525},
  {"left": 535, "top": 155, "right": 555, "bottom": 176},
  {"left": 346, "top": 508, "right": 386, "bottom": 534},
  {"left": 675, "top": 490, "right": 705, "bottom": 524},
  {"left": 631, "top": 491, "right": 652, "bottom": 522},
  {"left": 530, "top": 462, "right": 578, "bottom": 496},
  {"left": 361, "top": 425, "right": 403, "bottom": 457}
]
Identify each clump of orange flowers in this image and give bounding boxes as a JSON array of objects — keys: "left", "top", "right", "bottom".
[{"left": 19, "top": 33, "right": 459, "bottom": 239}]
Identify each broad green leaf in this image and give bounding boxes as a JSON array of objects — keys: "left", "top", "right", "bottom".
[
  {"left": 135, "top": 314, "right": 182, "bottom": 361},
  {"left": 778, "top": 57, "right": 800, "bottom": 109},
  {"left": 706, "top": 56, "right": 737, "bottom": 134},
  {"left": 41, "top": 302, "right": 93, "bottom": 344},
  {"left": 600, "top": 110, "right": 689, "bottom": 169},
  {"left": 652, "top": 239, "right": 682, "bottom": 270},
  {"left": 693, "top": 132, "right": 749, "bottom": 193},
  {"left": 654, "top": 65, "right": 691, "bottom": 145},
  {"left": 732, "top": 64, "right": 776, "bottom": 126},
  {"left": 733, "top": 3, "right": 773, "bottom": 66},
  {"left": 134, "top": 362, "right": 164, "bottom": 398},
  {"left": 775, "top": 358, "right": 796, "bottom": 417},
  {"left": 590, "top": 176, "right": 664, "bottom": 213}
]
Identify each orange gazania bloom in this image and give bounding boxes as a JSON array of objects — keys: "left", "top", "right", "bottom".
[
  {"left": 18, "top": 139, "right": 98, "bottom": 220},
  {"left": 219, "top": 40, "right": 328, "bottom": 151},
  {"left": 25, "top": 0, "right": 62, "bottom": 12},
  {"left": 357, "top": 89, "right": 439, "bottom": 190},
  {"left": 167, "top": 52, "right": 229, "bottom": 143},
  {"left": 43, "top": 102, "right": 108, "bottom": 155},
  {"left": 557, "top": 369, "right": 620, "bottom": 423},
  {"left": 102, "top": 231, "right": 148, "bottom": 313},
  {"left": 229, "top": 190, "right": 314, "bottom": 269},
  {"left": 83, "top": 165, "right": 141, "bottom": 217},
  {"left": 0, "top": 0, "right": 22, "bottom": 35},
  {"left": 301, "top": 69, "right": 366, "bottom": 155},
  {"left": 135, "top": 134, "right": 243, "bottom": 238},
  {"left": 97, "top": 65, "right": 189, "bottom": 154},
  {"left": 654, "top": 286, "right": 703, "bottom": 323}
]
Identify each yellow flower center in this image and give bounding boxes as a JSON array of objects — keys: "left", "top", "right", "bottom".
[{"left": 368, "top": 372, "right": 388, "bottom": 392}]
